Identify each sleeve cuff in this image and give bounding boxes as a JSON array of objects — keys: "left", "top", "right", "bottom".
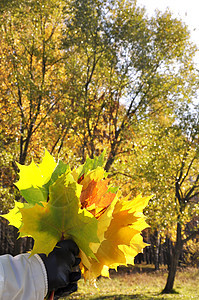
[{"left": 34, "top": 254, "right": 48, "bottom": 297}]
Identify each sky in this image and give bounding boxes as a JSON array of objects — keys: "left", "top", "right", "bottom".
[
  {"left": 136, "top": 0, "right": 199, "bottom": 105},
  {"left": 137, "top": 0, "right": 199, "bottom": 58}
]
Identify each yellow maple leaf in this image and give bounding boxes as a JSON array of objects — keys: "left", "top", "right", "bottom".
[
  {"left": 15, "top": 149, "right": 56, "bottom": 190},
  {"left": 81, "top": 195, "right": 151, "bottom": 280},
  {"left": 0, "top": 201, "right": 24, "bottom": 228}
]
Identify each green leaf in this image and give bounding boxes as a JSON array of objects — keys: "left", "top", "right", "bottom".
[
  {"left": 19, "top": 170, "right": 99, "bottom": 258},
  {"left": 20, "top": 186, "right": 47, "bottom": 205},
  {"left": 43, "top": 160, "right": 69, "bottom": 192},
  {"left": 107, "top": 186, "right": 119, "bottom": 194},
  {"left": 77, "top": 150, "right": 106, "bottom": 179}
]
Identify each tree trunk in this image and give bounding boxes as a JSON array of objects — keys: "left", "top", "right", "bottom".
[
  {"left": 165, "top": 236, "right": 173, "bottom": 270},
  {"left": 25, "top": 237, "right": 34, "bottom": 252},
  {"left": 105, "top": 150, "right": 115, "bottom": 172},
  {"left": 162, "top": 222, "right": 183, "bottom": 293},
  {"left": 154, "top": 230, "right": 160, "bottom": 270},
  {"left": 13, "top": 227, "right": 22, "bottom": 255}
]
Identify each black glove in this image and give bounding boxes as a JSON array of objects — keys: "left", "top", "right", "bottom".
[
  {"left": 39, "top": 239, "right": 81, "bottom": 296},
  {"left": 54, "top": 275, "right": 79, "bottom": 300}
]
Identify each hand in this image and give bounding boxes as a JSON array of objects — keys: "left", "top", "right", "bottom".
[
  {"left": 39, "top": 240, "right": 81, "bottom": 295},
  {"left": 53, "top": 274, "right": 80, "bottom": 300}
]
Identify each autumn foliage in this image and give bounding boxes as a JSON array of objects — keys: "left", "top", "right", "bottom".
[{"left": 1, "top": 150, "right": 150, "bottom": 280}]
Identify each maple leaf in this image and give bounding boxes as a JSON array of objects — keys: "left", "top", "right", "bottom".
[
  {"left": 19, "top": 170, "right": 99, "bottom": 257},
  {"left": 1, "top": 150, "right": 150, "bottom": 283},
  {"left": 80, "top": 194, "right": 151, "bottom": 280},
  {"left": 80, "top": 168, "right": 116, "bottom": 218},
  {"left": 74, "top": 150, "right": 106, "bottom": 182},
  {"left": 15, "top": 149, "right": 56, "bottom": 205},
  {"left": 0, "top": 150, "right": 69, "bottom": 233},
  {"left": 0, "top": 201, "right": 24, "bottom": 228},
  {"left": 15, "top": 149, "right": 57, "bottom": 191},
  {"left": 15, "top": 150, "right": 68, "bottom": 205}
]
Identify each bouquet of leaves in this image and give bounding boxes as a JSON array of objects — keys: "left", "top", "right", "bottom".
[{"left": 1, "top": 150, "right": 150, "bottom": 282}]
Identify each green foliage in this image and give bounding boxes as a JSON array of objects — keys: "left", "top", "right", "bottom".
[
  {"left": 1, "top": 0, "right": 198, "bottom": 168},
  {"left": 77, "top": 150, "right": 106, "bottom": 179}
]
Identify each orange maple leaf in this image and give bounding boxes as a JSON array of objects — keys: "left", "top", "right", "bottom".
[{"left": 80, "top": 178, "right": 115, "bottom": 218}]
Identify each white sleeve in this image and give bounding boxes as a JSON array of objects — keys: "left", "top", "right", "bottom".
[{"left": 0, "top": 253, "right": 48, "bottom": 300}]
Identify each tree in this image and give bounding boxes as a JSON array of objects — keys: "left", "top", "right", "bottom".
[
  {"left": 0, "top": 0, "right": 199, "bottom": 265},
  {"left": 0, "top": 0, "right": 73, "bottom": 253},
  {"left": 1, "top": 0, "right": 197, "bottom": 168},
  {"left": 57, "top": 0, "right": 198, "bottom": 173},
  {"left": 0, "top": 0, "right": 71, "bottom": 165},
  {"left": 118, "top": 103, "right": 199, "bottom": 292},
  {"left": 162, "top": 106, "right": 199, "bottom": 293}
]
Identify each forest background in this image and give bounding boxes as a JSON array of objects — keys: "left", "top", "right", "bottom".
[{"left": 0, "top": 0, "right": 199, "bottom": 294}]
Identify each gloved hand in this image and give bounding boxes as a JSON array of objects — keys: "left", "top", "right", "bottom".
[
  {"left": 39, "top": 239, "right": 81, "bottom": 297},
  {"left": 54, "top": 279, "right": 79, "bottom": 300}
]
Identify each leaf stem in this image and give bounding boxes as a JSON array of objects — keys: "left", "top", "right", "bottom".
[{"left": 49, "top": 291, "right": 54, "bottom": 300}]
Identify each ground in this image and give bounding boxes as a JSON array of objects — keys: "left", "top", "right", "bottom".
[{"left": 65, "top": 265, "right": 199, "bottom": 300}]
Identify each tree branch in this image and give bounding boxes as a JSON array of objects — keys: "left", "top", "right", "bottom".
[
  {"left": 183, "top": 229, "right": 199, "bottom": 245},
  {"left": 184, "top": 173, "right": 199, "bottom": 202},
  {"left": 180, "top": 155, "right": 196, "bottom": 186}
]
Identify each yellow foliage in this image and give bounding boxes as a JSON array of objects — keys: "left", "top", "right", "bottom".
[{"left": 1, "top": 151, "right": 150, "bottom": 280}]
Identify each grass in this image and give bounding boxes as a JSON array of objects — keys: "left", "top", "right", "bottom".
[{"left": 63, "top": 265, "right": 199, "bottom": 300}]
